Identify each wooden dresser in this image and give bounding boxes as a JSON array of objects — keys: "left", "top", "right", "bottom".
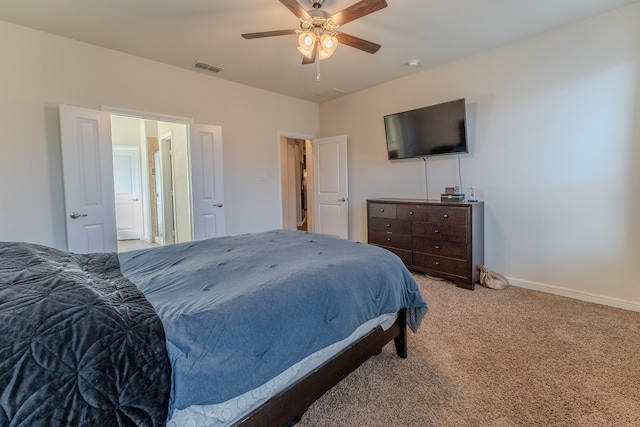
[{"left": 367, "top": 198, "right": 484, "bottom": 290}]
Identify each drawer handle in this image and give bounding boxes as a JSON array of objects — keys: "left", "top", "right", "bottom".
[
  {"left": 387, "top": 238, "right": 392, "bottom": 241},
  {"left": 380, "top": 209, "right": 385, "bottom": 213},
  {"left": 409, "top": 211, "right": 414, "bottom": 215},
  {"left": 434, "top": 229, "right": 439, "bottom": 234},
  {"left": 435, "top": 261, "right": 440, "bottom": 266},
  {"left": 386, "top": 223, "right": 391, "bottom": 227},
  {"left": 443, "top": 214, "right": 449, "bottom": 219},
  {"left": 435, "top": 245, "right": 440, "bottom": 250}
]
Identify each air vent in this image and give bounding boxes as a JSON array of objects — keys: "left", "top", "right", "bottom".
[
  {"left": 192, "top": 60, "right": 224, "bottom": 74},
  {"left": 315, "top": 88, "right": 349, "bottom": 100}
]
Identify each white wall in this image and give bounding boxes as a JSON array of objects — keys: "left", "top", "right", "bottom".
[
  {"left": 0, "top": 20, "right": 319, "bottom": 249},
  {"left": 319, "top": 4, "right": 640, "bottom": 306}
]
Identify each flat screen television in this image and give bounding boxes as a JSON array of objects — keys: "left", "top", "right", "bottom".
[{"left": 384, "top": 98, "right": 468, "bottom": 159}]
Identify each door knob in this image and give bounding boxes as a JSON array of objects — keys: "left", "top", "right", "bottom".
[
  {"left": 132, "top": 197, "right": 139, "bottom": 201},
  {"left": 212, "top": 203, "right": 223, "bottom": 208},
  {"left": 70, "top": 212, "right": 88, "bottom": 219},
  {"left": 338, "top": 198, "right": 347, "bottom": 202}
]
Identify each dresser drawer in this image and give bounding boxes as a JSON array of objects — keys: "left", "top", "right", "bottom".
[
  {"left": 413, "top": 253, "right": 469, "bottom": 278},
  {"left": 412, "top": 222, "right": 467, "bottom": 244},
  {"left": 396, "top": 204, "right": 421, "bottom": 221},
  {"left": 369, "top": 217, "right": 411, "bottom": 234},
  {"left": 426, "top": 206, "right": 468, "bottom": 226},
  {"left": 369, "top": 203, "right": 396, "bottom": 219},
  {"left": 413, "top": 237, "right": 467, "bottom": 260},
  {"left": 369, "top": 231, "right": 412, "bottom": 250}
]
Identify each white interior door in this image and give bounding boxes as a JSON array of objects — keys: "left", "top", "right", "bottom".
[
  {"left": 190, "top": 124, "right": 225, "bottom": 240},
  {"left": 59, "top": 104, "right": 117, "bottom": 253},
  {"left": 112, "top": 146, "right": 143, "bottom": 240},
  {"left": 312, "top": 135, "right": 348, "bottom": 239}
]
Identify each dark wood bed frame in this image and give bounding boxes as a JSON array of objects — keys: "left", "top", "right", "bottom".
[{"left": 237, "top": 309, "right": 408, "bottom": 426}]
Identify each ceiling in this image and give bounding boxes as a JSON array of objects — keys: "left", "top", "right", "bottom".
[{"left": 1, "top": 0, "right": 637, "bottom": 103}]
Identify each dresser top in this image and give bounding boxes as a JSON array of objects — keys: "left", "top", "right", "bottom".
[{"left": 367, "top": 198, "right": 483, "bottom": 207}]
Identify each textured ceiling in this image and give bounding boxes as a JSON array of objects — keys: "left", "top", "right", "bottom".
[{"left": 1, "top": 0, "right": 637, "bottom": 103}]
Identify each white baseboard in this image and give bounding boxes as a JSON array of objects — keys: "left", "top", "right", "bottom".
[{"left": 508, "top": 277, "right": 640, "bottom": 313}]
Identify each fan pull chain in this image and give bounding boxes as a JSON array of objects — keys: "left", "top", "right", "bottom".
[{"left": 316, "top": 45, "right": 321, "bottom": 81}]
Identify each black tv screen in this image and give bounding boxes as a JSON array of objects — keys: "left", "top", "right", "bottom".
[{"left": 384, "top": 98, "right": 468, "bottom": 159}]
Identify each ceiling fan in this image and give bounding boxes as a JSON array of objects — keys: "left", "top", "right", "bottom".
[{"left": 242, "top": 0, "right": 388, "bottom": 64}]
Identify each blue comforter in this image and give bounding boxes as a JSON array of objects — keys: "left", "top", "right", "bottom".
[{"left": 118, "top": 230, "right": 427, "bottom": 416}]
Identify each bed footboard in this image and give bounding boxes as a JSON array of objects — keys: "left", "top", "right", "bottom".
[{"left": 237, "top": 309, "right": 408, "bottom": 427}]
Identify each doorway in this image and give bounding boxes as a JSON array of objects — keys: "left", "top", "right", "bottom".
[
  {"left": 280, "top": 138, "right": 309, "bottom": 232},
  {"left": 111, "top": 115, "right": 190, "bottom": 251},
  {"left": 279, "top": 134, "right": 349, "bottom": 240},
  {"left": 59, "top": 104, "right": 225, "bottom": 253}
]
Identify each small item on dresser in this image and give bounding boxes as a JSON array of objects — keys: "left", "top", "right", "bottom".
[
  {"left": 440, "top": 193, "right": 465, "bottom": 202},
  {"left": 468, "top": 185, "right": 477, "bottom": 202},
  {"left": 444, "top": 187, "right": 455, "bottom": 195},
  {"left": 479, "top": 266, "right": 509, "bottom": 290}
]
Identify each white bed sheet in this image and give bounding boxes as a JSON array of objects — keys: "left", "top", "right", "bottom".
[{"left": 167, "top": 312, "right": 397, "bottom": 427}]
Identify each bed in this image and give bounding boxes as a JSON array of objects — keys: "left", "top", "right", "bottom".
[{"left": 0, "top": 229, "right": 427, "bottom": 426}]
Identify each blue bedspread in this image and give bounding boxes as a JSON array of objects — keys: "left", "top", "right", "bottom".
[{"left": 118, "top": 230, "right": 427, "bottom": 416}]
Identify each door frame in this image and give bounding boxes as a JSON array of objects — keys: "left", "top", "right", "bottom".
[
  {"left": 107, "top": 109, "right": 225, "bottom": 242},
  {"left": 277, "top": 132, "right": 316, "bottom": 232},
  {"left": 277, "top": 132, "right": 349, "bottom": 239},
  {"left": 103, "top": 106, "right": 194, "bottom": 244},
  {"left": 159, "top": 132, "right": 176, "bottom": 244},
  {"left": 101, "top": 106, "right": 193, "bottom": 125},
  {"left": 62, "top": 104, "right": 224, "bottom": 251}
]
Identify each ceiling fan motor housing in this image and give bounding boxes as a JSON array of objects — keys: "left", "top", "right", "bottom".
[
  {"left": 310, "top": 0, "right": 325, "bottom": 9},
  {"left": 302, "top": 8, "right": 335, "bottom": 33}
]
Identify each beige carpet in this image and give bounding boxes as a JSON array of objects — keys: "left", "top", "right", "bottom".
[{"left": 297, "top": 274, "right": 640, "bottom": 426}]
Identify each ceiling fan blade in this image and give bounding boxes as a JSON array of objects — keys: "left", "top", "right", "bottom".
[
  {"left": 279, "top": 0, "right": 312, "bottom": 20},
  {"left": 336, "top": 33, "right": 381, "bottom": 54},
  {"left": 331, "top": 0, "right": 388, "bottom": 26},
  {"left": 242, "top": 29, "right": 297, "bottom": 39},
  {"left": 302, "top": 43, "right": 317, "bottom": 64}
]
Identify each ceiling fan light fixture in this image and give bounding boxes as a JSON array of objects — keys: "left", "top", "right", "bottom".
[
  {"left": 298, "top": 32, "right": 315, "bottom": 47},
  {"left": 297, "top": 31, "right": 316, "bottom": 58},
  {"left": 320, "top": 33, "right": 337, "bottom": 51},
  {"left": 318, "top": 33, "right": 338, "bottom": 60}
]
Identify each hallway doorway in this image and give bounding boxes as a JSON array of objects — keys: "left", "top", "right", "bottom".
[
  {"left": 280, "top": 137, "right": 309, "bottom": 232},
  {"left": 111, "top": 115, "right": 190, "bottom": 249}
]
